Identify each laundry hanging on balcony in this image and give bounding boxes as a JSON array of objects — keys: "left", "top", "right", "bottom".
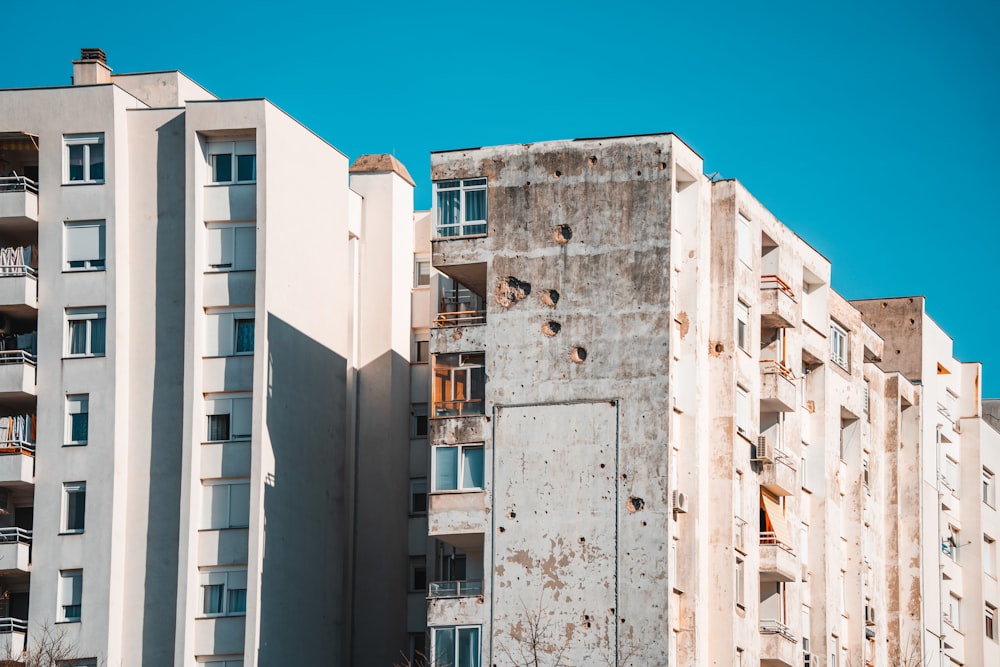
[
  {"left": 0, "top": 246, "right": 36, "bottom": 274},
  {"left": 0, "top": 414, "right": 35, "bottom": 445}
]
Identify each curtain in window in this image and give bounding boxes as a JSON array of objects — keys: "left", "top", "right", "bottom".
[
  {"left": 434, "top": 628, "right": 456, "bottom": 666},
  {"left": 437, "top": 191, "right": 460, "bottom": 236},
  {"left": 435, "top": 447, "right": 458, "bottom": 491},
  {"left": 68, "top": 145, "right": 85, "bottom": 181},
  {"left": 463, "top": 447, "right": 484, "bottom": 489},
  {"left": 227, "top": 587, "right": 247, "bottom": 614},
  {"left": 69, "top": 320, "right": 87, "bottom": 355},
  {"left": 203, "top": 584, "right": 224, "bottom": 614},
  {"left": 457, "top": 627, "right": 480, "bottom": 667},
  {"left": 67, "top": 489, "right": 86, "bottom": 531},
  {"left": 90, "top": 318, "right": 106, "bottom": 355},
  {"left": 235, "top": 320, "right": 254, "bottom": 353},
  {"left": 465, "top": 189, "right": 486, "bottom": 222},
  {"left": 71, "top": 413, "right": 88, "bottom": 442},
  {"left": 208, "top": 414, "right": 230, "bottom": 441},
  {"left": 89, "top": 143, "right": 104, "bottom": 181}
]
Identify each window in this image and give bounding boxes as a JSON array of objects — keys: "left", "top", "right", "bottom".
[
  {"left": 985, "top": 535, "right": 996, "bottom": 577},
  {"left": 208, "top": 140, "right": 256, "bottom": 184},
  {"left": 415, "top": 259, "right": 430, "bottom": 287},
  {"left": 802, "top": 606, "right": 812, "bottom": 667},
  {"left": 59, "top": 569, "right": 82, "bottom": 622},
  {"left": 64, "top": 134, "right": 104, "bottom": 183},
  {"left": 433, "top": 353, "right": 485, "bottom": 417},
  {"left": 408, "top": 634, "right": 427, "bottom": 665},
  {"left": 201, "top": 480, "right": 251, "bottom": 529},
  {"left": 66, "top": 308, "right": 106, "bottom": 357},
  {"left": 985, "top": 468, "right": 996, "bottom": 507},
  {"left": 414, "top": 336, "right": 430, "bottom": 364},
  {"left": 435, "top": 178, "right": 487, "bottom": 237},
  {"left": 64, "top": 221, "right": 105, "bottom": 270},
  {"left": 862, "top": 457, "right": 871, "bottom": 490},
  {"left": 736, "top": 213, "right": 751, "bottom": 266},
  {"left": 410, "top": 557, "right": 427, "bottom": 593},
  {"left": 205, "top": 309, "right": 255, "bottom": 356},
  {"left": 410, "top": 404, "right": 428, "bottom": 439},
  {"left": 830, "top": 322, "right": 848, "bottom": 370},
  {"left": 863, "top": 379, "right": 870, "bottom": 417},
  {"left": 409, "top": 478, "right": 427, "bottom": 515},
  {"left": 205, "top": 395, "right": 252, "bottom": 442},
  {"left": 200, "top": 569, "right": 247, "bottom": 616},
  {"left": 735, "top": 385, "right": 750, "bottom": 438},
  {"left": 234, "top": 318, "right": 254, "bottom": 354},
  {"left": 988, "top": 603, "right": 997, "bottom": 640},
  {"left": 433, "top": 444, "right": 484, "bottom": 491},
  {"left": 735, "top": 557, "right": 745, "bottom": 607},
  {"left": 62, "top": 482, "right": 86, "bottom": 533},
  {"left": 206, "top": 223, "right": 256, "bottom": 271},
  {"left": 944, "top": 457, "right": 959, "bottom": 494},
  {"left": 58, "top": 660, "right": 98, "bottom": 667},
  {"left": 946, "top": 592, "right": 961, "bottom": 628},
  {"left": 196, "top": 659, "right": 243, "bottom": 667},
  {"left": 430, "top": 626, "right": 480, "bottom": 667},
  {"left": 65, "top": 394, "right": 89, "bottom": 445},
  {"left": 736, "top": 300, "right": 749, "bottom": 351}
]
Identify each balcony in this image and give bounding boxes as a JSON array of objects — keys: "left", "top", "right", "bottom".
[
  {"left": 759, "top": 532, "right": 798, "bottom": 582},
  {"left": 760, "top": 361, "right": 796, "bottom": 412},
  {"left": 0, "top": 177, "right": 38, "bottom": 230},
  {"left": 0, "top": 351, "right": 35, "bottom": 403},
  {"left": 0, "top": 617, "right": 26, "bottom": 657},
  {"left": 760, "top": 450, "right": 797, "bottom": 496},
  {"left": 0, "top": 441, "right": 33, "bottom": 487},
  {"left": 0, "top": 267, "right": 37, "bottom": 317},
  {"left": 433, "top": 353, "right": 485, "bottom": 418},
  {"left": 428, "top": 579, "right": 484, "bottom": 598},
  {"left": 0, "top": 528, "right": 31, "bottom": 574},
  {"left": 435, "top": 309, "right": 486, "bottom": 328},
  {"left": 759, "top": 619, "right": 798, "bottom": 667},
  {"left": 760, "top": 274, "right": 798, "bottom": 329}
]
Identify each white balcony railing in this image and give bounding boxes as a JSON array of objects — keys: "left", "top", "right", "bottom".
[
  {"left": 760, "top": 531, "right": 794, "bottom": 552},
  {"left": 0, "top": 177, "right": 37, "bottom": 195},
  {"left": 0, "top": 527, "right": 31, "bottom": 544},
  {"left": 0, "top": 617, "right": 27, "bottom": 633},
  {"left": 428, "top": 580, "right": 484, "bottom": 598},
  {"left": 0, "top": 439, "right": 34, "bottom": 454},
  {"left": 759, "top": 619, "right": 797, "bottom": 642},
  {"left": 0, "top": 350, "right": 35, "bottom": 366}
]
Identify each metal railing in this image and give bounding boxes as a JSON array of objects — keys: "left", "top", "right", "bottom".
[
  {"left": 760, "top": 274, "right": 795, "bottom": 299},
  {"left": 434, "top": 310, "right": 487, "bottom": 327},
  {"left": 772, "top": 447, "right": 797, "bottom": 470},
  {"left": 0, "top": 265, "right": 37, "bottom": 279},
  {"left": 0, "top": 617, "right": 27, "bottom": 634},
  {"left": 433, "top": 399, "right": 485, "bottom": 418},
  {"left": 428, "top": 580, "right": 484, "bottom": 598},
  {"left": 0, "top": 176, "right": 38, "bottom": 195},
  {"left": 760, "top": 359, "right": 794, "bottom": 380},
  {"left": 0, "top": 350, "right": 35, "bottom": 366},
  {"left": 759, "top": 531, "right": 794, "bottom": 553},
  {"left": 759, "top": 619, "right": 798, "bottom": 642},
  {"left": 0, "top": 439, "right": 34, "bottom": 454},
  {"left": 0, "top": 527, "right": 31, "bottom": 544}
]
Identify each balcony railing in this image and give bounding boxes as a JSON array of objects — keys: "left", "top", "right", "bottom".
[
  {"left": 434, "top": 399, "right": 485, "bottom": 418},
  {"left": 0, "top": 177, "right": 37, "bottom": 195},
  {"left": 772, "top": 447, "right": 796, "bottom": 470},
  {"left": 760, "top": 360, "right": 794, "bottom": 380},
  {"left": 428, "top": 580, "right": 484, "bottom": 598},
  {"left": 434, "top": 310, "right": 487, "bottom": 327},
  {"left": 761, "top": 274, "right": 795, "bottom": 299},
  {"left": 0, "top": 439, "right": 34, "bottom": 455},
  {"left": 760, "top": 531, "right": 794, "bottom": 552},
  {"left": 0, "top": 617, "right": 27, "bottom": 634},
  {"left": 759, "top": 619, "right": 797, "bottom": 642},
  {"left": 0, "top": 350, "right": 35, "bottom": 367},
  {"left": 0, "top": 527, "right": 31, "bottom": 544},
  {"left": 0, "top": 265, "right": 36, "bottom": 279}
]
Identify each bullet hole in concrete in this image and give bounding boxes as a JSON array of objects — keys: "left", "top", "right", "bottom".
[
  {"left": 525, "top": 181, "right": 531, "bottom": 186},
  {"left": 659, "top": 162, "right": 667, "bottom": 170},
  {"left": 541, "top": 289, "right": 560, "bottom": 307},
  {"left": 507, "top": 510, "right": 516, "bottom": 519},
  {"left": 553, "top": 170, "right": 562, "bottom": 178},
  {"left": 571, "top": 347, "right": 588, "bottom": 363},
  {"left": 599, "top": 463, "right": 606, "bottom": 469},
  {"left": 636, "top": 170, "right": 642, "bottom": 176},
  {"left": 641, "top": 521, "right": 647, "bottom": 527},
  {"left": 881, "top": 302, "right": 887, "bottom": 308},
  {"left": 588, "top": 155, "right": 597, "bottom": 166},
  {"left": 621, "top": 473, "right": 628, "bottom": 480},
  {"left": 542, "top": 321, "right": 562, "bottom": 337},
  {"left": 452, "top": 329, "right": 463, "bottom": 340},
  {"left": 579, "top": 536, "right": 586, "bottom": 544},
  {"left": 620, "top": 618, "right": 626, "bottom": 624},
  {"left": 495, "top": 276, "right": 532, "bottom": 308},
  {"left": 585, "top": 622, "right": 592, "bottom": 629},
  {"left": 498, "top": 526, "right": 506, "bottom": 533},
  {"left": 608, "top": 608, "right": 615, "bottom": 615},
  {"left": 910, "top": 318, "right": 915, "bottom": 325},
  {"left": 627, "top": 497, "right": 645, "bottom": 512},
  {"left": 553, "top": 224, "right": 573, "bottom": 244},
  {"left": 896, "top": 349, "right": 901, "bottom": 355},
  {"left": 715, "top": 343, "right": 725, "bottom": 353}
]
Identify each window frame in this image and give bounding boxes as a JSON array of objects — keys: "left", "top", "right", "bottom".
[
  {"left": 410, "top": 403, "right": 429, "bottom": 439},
  {"left": 736, "top": 300, "right": 750, "bottom": 352},
  {"left": 205, "top": 395, "right": 253, "bottom": 443},
  {"left": 65, "top": 394, "right": 89, "bottom": 446},
  {"left": 432, "top": 352, "right": 486, "bottom": 417},
  {"left": 61, "top": 482, "right": 86, "bottom": 534},
  {"left": 434, "top": 178, "right": 488, "bottom": 238},
  {"left": 735, "top": 385, "right": 750, "bottom": 439},
  {"left": 830, "top": 322, "right": 849, "bottom": 370},
  {"left": 201, "top": 479, "right": 251, "bottom": 530},
  {"left": 199, "top": 568, "right": 248, "bottom": 618},
  {"left": 736, "top": 212, "right": 752, "bottom": 267},
  {"left": 58, "top": 569, "right": 83, "bottom": 623},
  {"left": 205, "top": 222, "right": 256, "bottom": 272},
  {"left": 63, "top": 220, "right": 106, "bottom": 271},
  {"left": 63, "top": 134, "right": 105, "bottom": 184},
  {"left": 430, "top": 625, "right": 481, "bottom": 667},
  {"left": 207, "top": 140, "right": 256, "bottom": 185},
  {"left": 984, "top": 467, "right": 996, "bottom": 508},
  {"left": 414, "top": 258, "right": 431, "bottom": 288},
  {"left": 65, "top": 308, "right": 107, "bottom": 358},
  {"left": 432, "top": 442, "right": 485, "bottom": 493},
  {"left": 409, "top": 478, "right": 428, "bottom": 515},
  {"left": 987, "top": 603, "right": 997, "bottom": 641}
]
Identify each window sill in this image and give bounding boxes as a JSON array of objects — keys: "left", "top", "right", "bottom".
[
  {"left": 198, "top": 526, "right": 250, "bottom": 533},
  {"left": 202, "top": 439, "right": 251, "bottom": 446},
  {"left": 204, "top": 181, "right": 256, "bottom": 187},
  {"left": 430, "top": 488, "right": 485, "bottom": 495},
  {"left": 55, "top": 619, "right": 81, "bottom": 624},
  {"left": 202, "top": 354, "right": 255, "bottom": 360},
  {"left": 63, "top": 354, "right": 106, "bottom": 360},
  {"left": 196, "top": 613, "right": 246, "bottom": 620},
  {"left": 63, "top": 442, "right": 87, "bottom": 447},
  {"left": 62, "top": 181, "right": 104, "bottom": 187},
  {"left": 62, "top": 268, "right": 106, "bottom": 274},
  {"left": 204, "top": 268, "right": 256, "bottom": 275},
  {"left": 433, "top": 233, "right": 488, "bottom": 241},
  {"left": 59, "top": 530, "right": 84, "bottom": 536}
]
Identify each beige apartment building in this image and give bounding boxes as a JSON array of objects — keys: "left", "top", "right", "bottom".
[{"left": 421, "top": 134, "right": 1000, "bottom": 667}]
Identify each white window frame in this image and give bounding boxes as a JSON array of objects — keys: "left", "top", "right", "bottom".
[
  {"left": 736, "top": 300, "right": 750, "bottom": 351},
  {"left": 63, "top": 134, "right": 104, "bottom": 184},
  {"left": 434, "top": 178, "right": 488, "bottom": 238},
  {"left": 205, "top": 395, "right": 252, "bottom": 442},
  {"left": 65, "top": 394, "right": 89, "bottom": 446},
  {"left": 205, "top": 308, "right": 255, "bottom": 357},
  {"left": 830, "top": 322, "right": 849, "bottom": 370},
  {"left": 61, "top": 482, "right": 86, "bottom": 534},
  {"left": 414, "top": 258, "right": 431, "bottom": 288},
  {"left": 736, "top": 213, "right": 752, "bottom": 267},
  {"left": 196, "top": 659, "right": 243, "bottom": 667},
  {"left": 987, "top": 603, "right": 997, "bottom": 641},
  {"left": 206, "top": 222, "right": 256, "bottom": 272},
  {"left": 946, "top": 592, "right": 961, "bottom": 629},
  {"left": 430, "top": 625, "right": 481, "bottom": 667},
  {"left": 207, "top": 140, "right": 256, "bottom": 184},
  {"left": 201, "top": 479, "right": 251, "bottom": 530},
  {"left": 65, "top": 308, "right": 106, "bottom": 358},
  {"left": 985, "top": 535, "right": 996, "bottom": 578},
  {"left": 64, "top": 220, "right": 106, "bottom": 271},
  {"left": 735, "top": 556, "right": 745, "bottom": 608},
  {"left": 58, "top": 569, "right": 83, "bottom": 622},
  {"left": 735, "top": 385, "right": 750, "bottom": 438},
  {"left": 199, "top": 568, "right": 248, "bottom": 618},
  {"left": 432, "top": 443, "right": 485, "bottom": 492},
  {"left": 984, "top": 468, "right": 996, "bottom": 508}
]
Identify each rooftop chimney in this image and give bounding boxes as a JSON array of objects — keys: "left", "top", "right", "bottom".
[{"left": 72, "top": 48, "right": 112, "bottom": 85}]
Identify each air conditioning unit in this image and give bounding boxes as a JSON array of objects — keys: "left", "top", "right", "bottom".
[
  {"left": 753, "top": 436, "right": 773, "bottom": 463},
  {"left": 864, "top": 605, "right": 876, "bottom": 626},
  {"left": 672, "top": 490, "right": 689, "bottom": 514}
]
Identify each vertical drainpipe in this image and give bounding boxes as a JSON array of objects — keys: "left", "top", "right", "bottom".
[{"left": 934, "top": 423, "right": 944, "bottom": 666}]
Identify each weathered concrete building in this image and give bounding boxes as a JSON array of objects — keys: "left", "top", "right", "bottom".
[{"left": 423, "top": 134, "right": 1000, "bottom": 667}]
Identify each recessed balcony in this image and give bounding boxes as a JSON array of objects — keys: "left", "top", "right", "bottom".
[
  {"left": 0, "top": 528, "right": 31, "bottom": 574},
  {"left": 0, "top": 351, "right": 35, "bottom": 403},
  {"left": 0, "top": 177, "right": 38, "bottom": 231},
  {"left": 759, "top": 532, "right": 798, "bottom": 583},
  {"left": 760, "top": 361, "right": 796, "bottom": 412},
  {"left": 760, "top": 274, "right": 798, "bottom": 329},
  {"left": 759, "top": 620, "right": 799, "bottom": 667},
  {"left": 0, "top": 442, "right": 33, "bottom": 487}
]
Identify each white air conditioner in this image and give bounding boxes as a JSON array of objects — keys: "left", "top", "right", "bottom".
[
  {"left": 864, "top": 605, "right": 876, "bottom": 626},
  {"left": 672, "top": 490, "right": 689, "bottom": 514},
  {"left": 753, "top": 436, "right": 773, "bottom": 463}
]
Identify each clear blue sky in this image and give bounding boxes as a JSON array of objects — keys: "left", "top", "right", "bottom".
[{"left": 8, "top": 1, "right": 999, "bottom": 395}]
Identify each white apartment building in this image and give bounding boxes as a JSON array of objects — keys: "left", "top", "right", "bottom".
[{"left": 0, "top": 50, "right": 420, "bottom": 667}]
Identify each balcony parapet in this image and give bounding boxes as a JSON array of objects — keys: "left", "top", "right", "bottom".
[
  {"left": 760, "top": 619, "right": 798, "bottom": 667},
  {"left": 759, "top": 532, "right": 798, "bottom": 582},
  {"left": 760, "top": 361, "right": 796, "bottom": 412},
  {"left": 0, "top": 177, "right": 38, "bottom": 227}
]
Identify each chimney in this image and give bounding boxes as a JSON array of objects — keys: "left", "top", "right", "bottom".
[{"left": 72, "top": 48, "right": 112, "bottom": 85}]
